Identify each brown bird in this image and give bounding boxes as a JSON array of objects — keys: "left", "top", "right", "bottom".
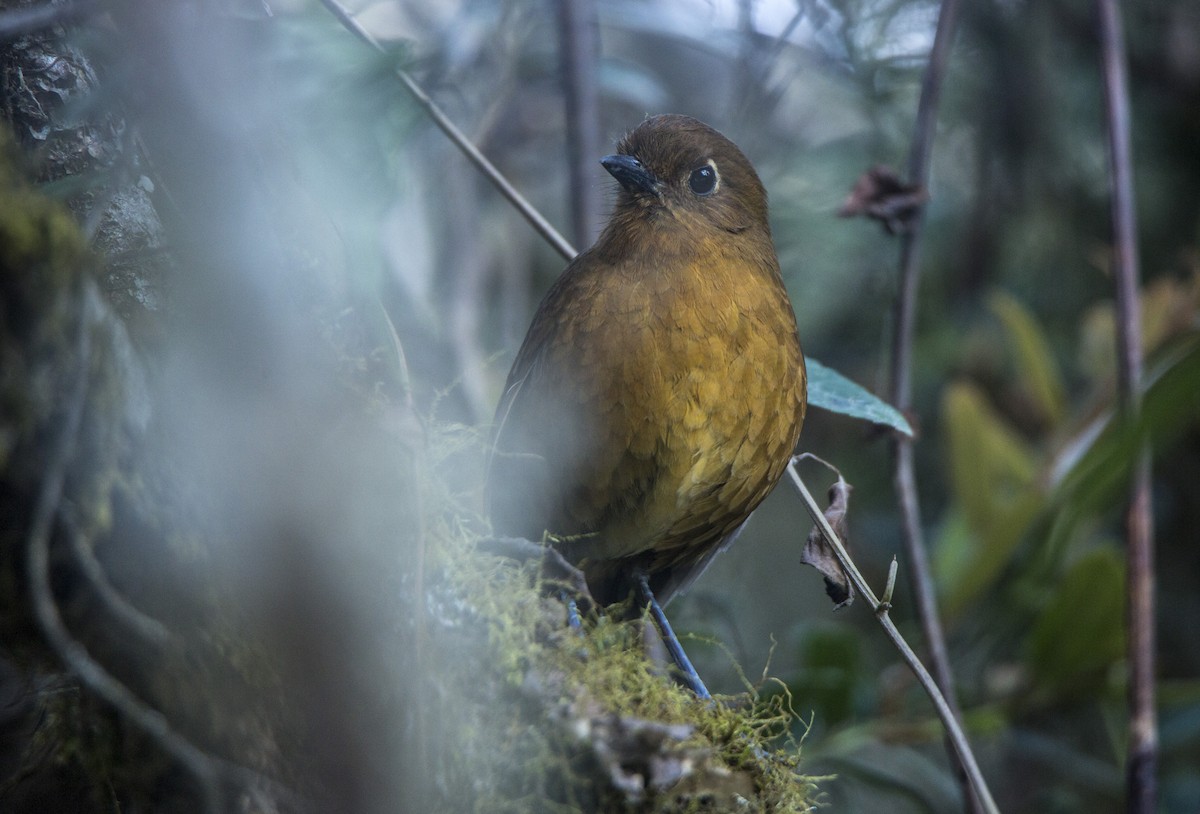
[{"left": 487, "top": 115, "right": 806, "bottom": 671}]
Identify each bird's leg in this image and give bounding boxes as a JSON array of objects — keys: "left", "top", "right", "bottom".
[
  {"left": 477, "top": 536, "right": 594, "bottom": 628},
  {"left": 562, "top": 595, "right": 583, "bottom": 630},
  {"left": 633, "top": 570, "right": 712, "bottom": 701}
]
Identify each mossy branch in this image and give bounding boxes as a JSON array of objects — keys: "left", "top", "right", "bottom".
[
  {"left": 25, "top": 288, "right": 219, "bottom": 812},
  {"left": 785, "top": 459, "right": 1000, "bottom": 814}
]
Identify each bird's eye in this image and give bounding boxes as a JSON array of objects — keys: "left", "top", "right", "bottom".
[{"left": 688, "top": 163, "right": 718, "bottom": 196}]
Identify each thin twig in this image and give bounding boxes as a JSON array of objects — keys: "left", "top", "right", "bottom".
[
  {"left": 558, "top": 0, "right": 602, "bottom": 248},
  {"left": 885, "top": 0, "right": 977, "bottom": 808},
  {"left": 1096, "top": 0, "right": 1156, "bottom": 808},
  {"left": 61, "top": 507, "right": 173, "bottom": 646},
  {"left": 786, "top": 462, "right": 1000, "bottom": 814},
  {"left": 316, "top": 0, "right": 577, "bottom": 261}
]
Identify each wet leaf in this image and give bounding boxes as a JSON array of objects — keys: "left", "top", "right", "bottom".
[
  {"left": 989, "top": 291, "right": 1066, "bottom": 426},
  {"left": 807, "top": 358, "right": 913, "bottom": 437}
]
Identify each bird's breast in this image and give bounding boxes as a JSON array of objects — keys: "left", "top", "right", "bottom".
[{"left": 550, "top": 241, "right": 806, "bottom": 563}]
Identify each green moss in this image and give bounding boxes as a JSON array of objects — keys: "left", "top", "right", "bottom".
[
  {"left": 0, "top": 134, "right": 92, "bottom": 638},
  {"left": 422, "top": 424, "right": 818, "bottom": 814},
  {"left": 0, "top": 148, "right": 87, "bottom": 345}
]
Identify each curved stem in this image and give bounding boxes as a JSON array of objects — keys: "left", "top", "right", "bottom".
[{"left": 786, "top": 463, "right": 999, "bottom": 814}]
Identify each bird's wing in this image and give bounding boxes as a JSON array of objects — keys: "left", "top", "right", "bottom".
[
  {"left": 485, "top": 259, "right": 601, "bottom": 541},
  {"left": 484, "top": 342, "right": 546, "bottom": 538}
]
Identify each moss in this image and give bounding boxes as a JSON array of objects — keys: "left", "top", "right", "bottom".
[
  {"left": 0, "top": 140, "right": 88, "bottom": 471},
  {"left": 0, "top": 134, "right": 92, "bottom": 644},
  {"left": 422, "top": 424, "right": 818, "bottom": 814}
]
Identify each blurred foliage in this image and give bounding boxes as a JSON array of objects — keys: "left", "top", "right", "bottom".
[{"left": 1026, "top": 548, "right": 1126, "bottom": 698}]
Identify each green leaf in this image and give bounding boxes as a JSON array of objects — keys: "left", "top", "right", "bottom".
[
  {"left": 789, "top": 625, "right": 865, "bottom": 726},
  {"left": 931, "top": 507, "right": 975, "bottom": 600},
  {"left": 940, "top": 382, "right": 1042, "bottom": 616},
  {"left": 1054, "top": 335, "right": 1200, "bottom": 513},
  {"left": 806, "top": 358, "right": 913, "bottom": 436},
  {"left": 989, "top": 291, "right": 1067, "bottom": 425},
  {"left": 1027, "top": 548, "right": 1126, "bottom": 698},
  {"left": 1037, "top": 336, "right": 1200, "bottom": 572}
]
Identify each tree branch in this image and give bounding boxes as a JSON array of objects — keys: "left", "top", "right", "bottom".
[
  {"left": 884, "top": 0, "right": 977, "bottom": 808},
  {"left": 26, "top": 287, "right": 302, "bottom": 814},
  {"left": 26, "top": 290, "right": 220, "bottom": 813},
  {"left": 558, "top": 0, "right": 602, "bottom": 248},
  {"left": 1096, "top": 0, "right": 1156, "bottom": 808},
  {"left": 61, "top": 506, "right": 173, "bottom": 646}
]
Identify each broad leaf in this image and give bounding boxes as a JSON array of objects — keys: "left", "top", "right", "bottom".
[
  {"left": 1054, "top": 335, "right": 1200, "bottom": 514},
  {"left": 807, "top": 358, "right": 913, "bottom": 437},
  {"left": 1028, "top": 548, "right": 1126, "bottom": 697},
  {"left": 989, "top": 292, "right": 1066, "bottom": 425},
  {"left": 940, "top": 382, "right": 1042, "bottom": 616}
]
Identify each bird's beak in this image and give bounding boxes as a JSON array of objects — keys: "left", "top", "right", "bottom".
[{"left": 601, "top": 154, "right": 659, "bottom": 196}]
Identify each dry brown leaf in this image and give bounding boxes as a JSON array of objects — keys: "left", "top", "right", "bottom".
[
  {"left": 800, "top": 478, "right": 854, "bottom": 608},
  {"left": 838, "top": 165, "right": 928, "bottom": 235}
]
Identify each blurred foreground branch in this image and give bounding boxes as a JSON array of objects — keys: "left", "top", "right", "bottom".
[
  {"left": 785, "top": 460, "right": 1000, "bottom": 814},
  {"left": 1096, "top": 0, "right": 1156, "bottom": 808}
]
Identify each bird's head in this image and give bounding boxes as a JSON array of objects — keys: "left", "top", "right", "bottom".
[{"left": 600, "top": 114, "right": 770, "bottom": 237}]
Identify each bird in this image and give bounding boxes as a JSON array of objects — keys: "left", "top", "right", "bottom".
[{"left": 487, "top": 114, "right": 806, "bottom": 682}]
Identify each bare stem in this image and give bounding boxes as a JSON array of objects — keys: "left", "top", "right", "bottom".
[
  {"left": 886, "top": 0, "right": 976, "bottom": 807},
  {"left": 62, "top": 508, "right": 173, "bottom": 646},
  {"left": 1096, "top": 0, "right": 1156, "bottom": 808},
  {"left": 316, "top": 0, "right": 577, "bottom": 262},
  {"left": 558, "top": 0, "right": 603, "bottom": 248},
  {"left": 786, "top": 462, "right": 999, "bottom": 814}
]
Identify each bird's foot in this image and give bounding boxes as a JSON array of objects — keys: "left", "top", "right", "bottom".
[{"left": 478, "top": 536, "right": 595, "bottom": 616}]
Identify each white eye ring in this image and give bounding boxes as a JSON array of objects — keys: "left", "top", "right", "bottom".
[{"left": 688, "top": 159, "right": 719, "bottom": 196}]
